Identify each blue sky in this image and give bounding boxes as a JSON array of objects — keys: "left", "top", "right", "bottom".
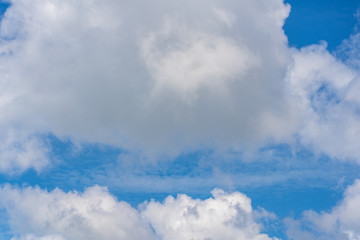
[
  {"left": 284, "top": 0, "right": 360, "bottom": 50},
  {"left": 0, "top": 0, "right": 360, "bottom": 240}
]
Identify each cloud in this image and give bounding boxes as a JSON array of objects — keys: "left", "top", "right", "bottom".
[
  {"left": 141, "top": 17, "right": 260, "bottom": 99},
  {"left": 285, "top": 179, "right": 360, "bottom": 240},
  {"left": 336, "top": 32, "right": 360, "bottom": 71},
  {"left": 12, "top": 235, "right": 65, "bottom": 240},
  {"left": 0, "top": 129, "right": 49, "bottom": 174},
  {"left": 142, "top": 188, "right": 278, "bottom": 240},
  {"left": 0, "top": 185, "right": 155, "bottom": 240},
  {"left": 0, "top": 0, "right": 360, "bottom": 173},
  {"left": 0, "top": 0, "right": 298, "bottom": 166},
  {"left": 0, "top": 185, "right": 278, "bottom": 240},
  {"left": 287, "top": 43, "right": 360, "bottom": 162}
]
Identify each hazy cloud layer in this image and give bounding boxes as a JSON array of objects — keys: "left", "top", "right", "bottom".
[{"left": 0, "top": 185, "right": 277, "bottom": 240}]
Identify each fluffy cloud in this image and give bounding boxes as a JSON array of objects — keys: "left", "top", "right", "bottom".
[
  {"left": 285, "top": 179, "right": 360, "bottom": 240},
  {"left": 0, "top": 185, "right": 155, "bottom": 240},
  {"left": 287, "top": 44, "right": 360, "bottom": 162},
  {"left": 0, "top": 0, "right": 298, "bottom": 168},
  {"left": 1, "top": 0, "right": 360, "bottom": 173},
  {"left": 0, "top": 185, "right": 277, "bottom": 240},
  {"left": 141, "top": 188, "right": 278, "bottom": 240}
]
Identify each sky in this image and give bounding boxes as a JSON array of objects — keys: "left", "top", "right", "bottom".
[{"left": 0, "top": 0, "right": 360, "bottom": 239}]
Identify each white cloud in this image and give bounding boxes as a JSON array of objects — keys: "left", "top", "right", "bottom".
[
  {"left": 141, "top": 18, "right": 260, "bottom": 99},
  {"left": 0, "top": 129, "right": 49, "bottom": 174},
  {"left": 12, "top": 235, "right": 66, "bottom": 240},
  {"left": 287, "top": 43, "right": 360, "bottom": 162},
  {"left": 141, "top": 188, "right": 278, "bottom": 240},
  {"left": 0, "top": 0, "right": 298, "bottom": 168},
  {"left": 0, "top": 185, "right": 278, "bottom": 240},
  {"left": 285, "top": 179, "right": 360, "bottom": 240},
  {"left": 0, "top": 185, "right": 155, "bottom": 240},
  {"left": 336, "top": 33, "right": 360, "bottom": 71},
  {"left": 0, "top": 0, "right": 360, "bottom": 172}
]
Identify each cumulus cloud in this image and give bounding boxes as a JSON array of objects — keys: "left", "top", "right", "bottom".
[
  {"left": 141, "top": 188, "right": 278, "bottom": 240},
  {"left": 285, "top": 179, "right": 360, "bottom": 240},
  {"left": 0, "top": 0, "right": 360, "bottom": 172},
  {"left": 0, "top": 185, "right": 155, "bottom": 240},
  {"left": 0, "top": 185, "right": 277, "bottom": 240},
  {"left": 0, "top": 0, "right": 298, "bottom": 168},
  {"left": 141, "top": 17, "right": 260, "bottom": 98},
  {"left": 287, "top": 43, "right": 360, "bottom": 162}
]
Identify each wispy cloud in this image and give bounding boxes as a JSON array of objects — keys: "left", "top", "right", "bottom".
[{"left": 285, "top": 179, "right": 360, "bottom": 240}]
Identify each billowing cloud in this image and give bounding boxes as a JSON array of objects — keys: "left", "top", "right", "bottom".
[
  {"left": 141, "top": 188, "right": 278, "bottom": 240},
  {"left": 0, "top": 185, "right": 277, "bottom": 240},
  {"left": 0, "top": 0, "right": 298, "bottom": 170},
  {"left": 287, "top": 44, "right": 360, "bottom": 162},
  {"left": 0, "top": 185, "right": 155, "bottom": 240},
  {"left": 285, "top": 179, "right": 360, "bottom": 240},
  {"left": 0, "top": 0, "right": 360, "bottom": 173}
]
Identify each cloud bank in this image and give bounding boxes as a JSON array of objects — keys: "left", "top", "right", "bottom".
[
  {"left": 3, "top": 181, "right": 360, "bottom": 240},
  {"left": 0, "top": 185, "right": 277, "bottom": 240},
  {"left": 0, "top": 0, "right": 359, "bottom": 172},
  {"left": 0, "top": 0, "right": 298, "bottom": 171}
]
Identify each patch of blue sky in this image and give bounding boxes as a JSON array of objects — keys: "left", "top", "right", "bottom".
[
  {"left": 0, "top": 1, "right": 17, "bottom": 44},
  {"left": 3, "top": 136, "right": 355, "bottom": 239},
  {"left": 284, "top": 0, "right": 360, "bottom": 50},
  {"left": 2, "top": 134, "right": 359, "bottom": 215},
  {"left": 0, "top": 1, "right": 9, "bottom": 17}
]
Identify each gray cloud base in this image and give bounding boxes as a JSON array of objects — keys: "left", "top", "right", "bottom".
[{"left": 0, "top": 0, "right": 298, "bottom": 170}]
